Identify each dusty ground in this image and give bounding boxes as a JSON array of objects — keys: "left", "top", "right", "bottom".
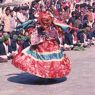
[{"left": 0, "top": 46, "right": 95, "bottom": 95}]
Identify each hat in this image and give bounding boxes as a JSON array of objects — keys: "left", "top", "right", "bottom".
[
  {"left": 2, "top": 35, "right": 9, "bottom": 42},
  {"left": 16, "top": 35, "right": 22, "bottom": 41}
]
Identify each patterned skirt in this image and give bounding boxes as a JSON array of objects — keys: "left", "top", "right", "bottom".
[{"left": 12, "top": 39, "right": 71, "bottom": 78}]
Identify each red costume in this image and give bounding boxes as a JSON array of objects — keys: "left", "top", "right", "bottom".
[{"left": 12, "top": 11, "right": 71, "bottom": 78}]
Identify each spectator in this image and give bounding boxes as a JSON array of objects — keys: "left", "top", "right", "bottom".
[
  {"left": 64, "top": 29, "right": 73, "bottom": 49},
  {"left": 16, "top": 7, "right": 27, "bottom": 26},
  {"left": 1, "top": 7, "right": 11, "bottom": 34},
  {"left": 10, "top": 9, "right": 16, "bottom": 33}
]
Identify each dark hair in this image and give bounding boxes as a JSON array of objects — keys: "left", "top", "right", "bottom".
[
  {"left": 10, "top": 9, "right": 14, "bottom": 13},
  {"left": 83, "top": 15, "right": 88, "bottom": 20},
  {"left": 83, "top": 23, "right": 88, "bottom": 28},
  {"left": 29, "top": 8, "right": 35, "bottom": 14},
  {"left": 71, "top": 11, "right": 76, "bottom": 17},
  {"left": 92, "top": 2, "right": 95, "bottom": 6},
  {"left": 5, "top": 7, "right": 10, "bottom": 11},
  {"left": 21, "top": 6, "right": 29, "bottom": 10},
  {"left": 75, "top": 4, "right": 80, "bottom": 9},
  {"left": 79, "top": 24, "right": 83, "bottom": 29},
  {"left": 64, "top": 6, "right": 69, "bottom": 11},
  {"left": 80, "top": 3, "right": 87, "bottom": 8},
  {"left": 70, "top": 29, "right": 75, "bottom": 34},
  {"left": 13, "top": 7, "right": 21, "bottom": 12}
]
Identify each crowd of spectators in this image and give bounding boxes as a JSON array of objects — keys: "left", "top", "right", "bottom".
[{"left": 0, "top": 0, "right": 95, "bottom": 62}]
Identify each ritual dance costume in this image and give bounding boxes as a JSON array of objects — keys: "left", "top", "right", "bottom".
[{"left": 12, "top": 11, "right": 71, "bottom": 78}]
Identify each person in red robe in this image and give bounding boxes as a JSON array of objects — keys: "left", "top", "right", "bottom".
[{"left": 12, "top": 11, "right": 71, "bottom": 78}]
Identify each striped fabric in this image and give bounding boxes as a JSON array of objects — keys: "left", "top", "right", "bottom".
[{"left": 12, "top": 39, "right": 71, "bottom": 78}]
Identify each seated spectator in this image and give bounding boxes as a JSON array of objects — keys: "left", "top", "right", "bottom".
[
  {"left": 64, "top": 29, "right": 73, "bottom": 50},
  {"left": 86, "top": 26, "right": 93, "bottom": 46},
  {"left": 77, "top": 29, "right": 84, "bottom": 47},
  {"left": 1, "top": 7, "right": 11, "bottom": 34},
  {"left": 68, "top": 11, "right": 76, "bottom": 26},
  {"left": 0, "top": 34, "right": 12, "bottom": 62}
]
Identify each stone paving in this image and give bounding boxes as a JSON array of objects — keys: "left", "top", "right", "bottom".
[{"left": 0, "top": 46, "right": 95, "bottom": 95}]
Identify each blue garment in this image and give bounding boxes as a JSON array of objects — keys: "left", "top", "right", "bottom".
[
  {"left": 16, "top": 20, "right": 36, "bottom": 32},
  {"left": 11, "top": 39, "right": 17, "bottom": 51},
  {"left": 65, "top": 32, "right": 73, "bottom": 45},
  {"left": 23, "top": 38, "right": 30, "bottom": 49},
  {"left": 87, "top": 32, "right": 93, "bottom": 40},
  {"left": 77, "top": 31, "right": 84, "bottom": 43}
]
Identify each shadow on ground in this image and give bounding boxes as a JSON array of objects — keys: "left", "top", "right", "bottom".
[{"left": 7, "top": 73, "right": 67, "bottom": 85}]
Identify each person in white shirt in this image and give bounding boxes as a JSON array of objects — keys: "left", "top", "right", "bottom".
[
  {"left": 10, "top": 10, "right": 16, "bottom": 33},
  {"left": 1, "top": 7, "right": 11, "bottom": 33},
  {"left": 16, "top": 7, "right": 26, "bottom": 26}
]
